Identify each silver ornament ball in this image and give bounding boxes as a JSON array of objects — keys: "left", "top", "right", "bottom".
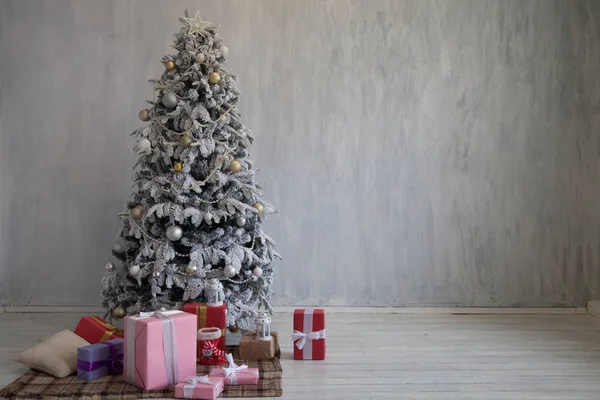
[
  {"left": 166, "top": 225, "right": 183, "bottom": 241},
  {"left": 220, "top": 46, "right": 229, "bottom": 56},
  {"left": 196, "top": 53, "right": 205, "bottom": 63},
  {"left": 129, "top": 264, "right": 140, "bottom": 276},
  {"left": 137, "top": 138, "right": 151, "bottom": 152},
  {"left": 203, "top": 212, "right": 213, "bottom": 224},
  {"left": 224, "top": 265, "right": 237, "bottom": 278},
  {"left": 235, "top": 214, "right": 247, "bottom": 227},
  {"left": 161, "top": 92, "right": 178, "bottom": 108},
  {"left": 185, "top": 264, "right": 198, "bottom": 274},
  {"left": 105, "top": 262, "right": 115, "bottom": 271}
]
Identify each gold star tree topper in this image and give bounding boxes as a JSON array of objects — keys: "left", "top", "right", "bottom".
[{"left": 183, "top": 11, "right": 211, "bottom": 36}]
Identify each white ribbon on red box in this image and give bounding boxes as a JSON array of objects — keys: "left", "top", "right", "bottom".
[{"left": 292, "top": 308, "right": 327, "bottom": 359}]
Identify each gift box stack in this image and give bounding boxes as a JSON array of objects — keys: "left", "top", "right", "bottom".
[{"left": 21, "top": 303, "right": 326, "bottom": 399}]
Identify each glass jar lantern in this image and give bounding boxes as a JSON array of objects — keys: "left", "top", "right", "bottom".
[
  {"left": 205, "top": 278, "right": 224, "bottom": 306},
  {"left": 255, "top": 312, "right": 272, "bottom": 341}
]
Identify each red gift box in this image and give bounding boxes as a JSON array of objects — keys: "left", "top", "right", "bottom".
[
  {"left": 182, "top": 303, "right": 226, "bottom": 356},
  {"left": 74, "top": 316, "right": 124, "bottom": 344},
  {"left": 293, "top": 309, "right": 326, "bottom": 360}
]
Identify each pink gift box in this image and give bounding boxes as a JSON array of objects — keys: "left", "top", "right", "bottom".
[
  {"left": 175, "top": 376, "right": 225, "bottom": 399},
  {"left": 123, "top": 310, "right": 197, "bottom": 390},
  {"left": 209, "top": 366, "right": 259, "bottom": 385}
]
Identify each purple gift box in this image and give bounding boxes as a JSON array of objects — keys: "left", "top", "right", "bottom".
[{"left": 77, "top": 338, "right": 124, "bottom": 381}]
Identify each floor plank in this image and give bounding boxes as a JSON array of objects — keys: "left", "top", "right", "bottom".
[{"left": 1, "top": 312, "right": 600, "bottom": 399}]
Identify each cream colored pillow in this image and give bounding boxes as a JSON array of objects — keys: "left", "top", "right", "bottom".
[{"left": 14, "top": 330, "right": 90, "bottom": 378}]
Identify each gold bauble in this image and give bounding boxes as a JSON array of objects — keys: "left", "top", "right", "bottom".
[
  {"left": 208, "top": 72, "right": 221, "bottom": 84},
  {"left": 130, "top": 206, "right": 143, "bottom": 221},
  {"left": 165, "top": 60, "right": 176, "bottom": 71},
  {"left": 112, "top": 305, "right": 126, "bottom": 319},
  {"left": 179, "top": 134, "right": 193, "bottom": 148},
  {"left": 138, "top": 109, "right": 150, "bottom": 121},
  {"left": 230, "top": 160, "right": 242, "bottom": 173},
  {"left": 228, "top": 325, "right": 240, "bottom": 333},
  {"left": 253, "top": 202, "right": 264, "bottom": 215},
  {"left": 173, "top": 162, "right": 183, "bottom": 173}
]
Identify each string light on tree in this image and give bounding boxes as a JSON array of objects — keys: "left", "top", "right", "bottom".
[{"left": 105, "top": 262, "right": 115, "bottom": 271}]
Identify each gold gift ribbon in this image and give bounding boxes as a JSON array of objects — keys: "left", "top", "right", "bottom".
[
  {"left": 195, "top": 304, "right": 226, "bottom": 339},
  {"left": 196, "top": 304, "right": 207, "bottom": 329},
  {"left": 91, "top": 316, "right": 124, "bottom": 342}
]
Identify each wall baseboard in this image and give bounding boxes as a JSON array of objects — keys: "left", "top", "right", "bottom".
[
  {"left": 587, "top": 301, "right": 600, "bottom": 318},
  {"left": 2, "top": 305, "right": 588, "bottom": 315},
  {"left": 0, "top": 307, "right": 4, "bottom": 315}
]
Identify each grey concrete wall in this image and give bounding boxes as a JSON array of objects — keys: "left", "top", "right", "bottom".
[{"left": 1, "top": 0, "right": 599, "bottom": 307}]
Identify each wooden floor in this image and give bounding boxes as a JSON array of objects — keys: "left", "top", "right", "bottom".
[{"left": 2, "top": 312, "right": 600, "bottom": 399}]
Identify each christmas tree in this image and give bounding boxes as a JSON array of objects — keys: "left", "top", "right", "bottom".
[{"left": 102, "top": 11, "right": 280, "bottom": 330}]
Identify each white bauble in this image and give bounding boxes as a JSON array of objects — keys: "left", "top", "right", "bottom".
[
  {"left": 129, "top": 264, "right": 140, "bottom": 276},
  {"left": 136, "top": 138, "right": 151, "bottom": 153},
  {"left": 252, "top": 266, "right": 263, "bottom": 277},
  {"left": 220, "top": 46, "right": 229, "bottom": 56},
  {"left": 223, "top": 265, "right": 237, "bottom": 278},
  {"left": 203, "top": 212, "right": 213, "bottom": 224},
  {"left": 166, "top": 225, "right": 183, "bottom": 241}
]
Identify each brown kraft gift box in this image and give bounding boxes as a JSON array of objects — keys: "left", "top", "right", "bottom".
[{"left": 239, "top": 332, "right": 279, "bottom": 360}]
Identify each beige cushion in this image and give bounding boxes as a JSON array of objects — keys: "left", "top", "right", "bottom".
[{"left": 14, "top": 330, "right": 90, "bottom": 378}]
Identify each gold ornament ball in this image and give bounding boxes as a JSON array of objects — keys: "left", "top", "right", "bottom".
[
  {"left": 130, "top": 206, "right": 144, "bottom": 221},
  {"left": 208, "top": 72, "right": 221, "bottom": 84},
  {"left": 179, "top": 133, "right": 193, "bottom": 148},
  {"left": 112, "top": 305, "right": 126, "bottom": 319},
  {"left": 173, "top": 162, "right": 183, "bottom": 173},
  {"left": 165, "top": 60, "right": 176, "bottom": 71},
  {"left": 138, "top": 109, "right": 150, "bottom": 121},
  {"left": 230, "top": 160, "right": 242, "bottom": 173},
  {"left": 253, "top": 202, "right": 264, "bottom": 215},
  {"left": 228, "top": 325, "right": 240, "bottom": 333}
]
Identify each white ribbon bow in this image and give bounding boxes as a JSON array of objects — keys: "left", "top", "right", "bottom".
[
  {"left": 292, "top": 329, "right": 327, "bottom": 350},
  {"left": 221, "top": 353, "right": 250, "bottom": 385},
  {"left": 183, "top": 376, "right": 221, "bottom": 398}
]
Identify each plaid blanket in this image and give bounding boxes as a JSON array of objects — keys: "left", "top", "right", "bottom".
[{"left": 0, "top": 347, "right": 282, "bottom": 399}]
